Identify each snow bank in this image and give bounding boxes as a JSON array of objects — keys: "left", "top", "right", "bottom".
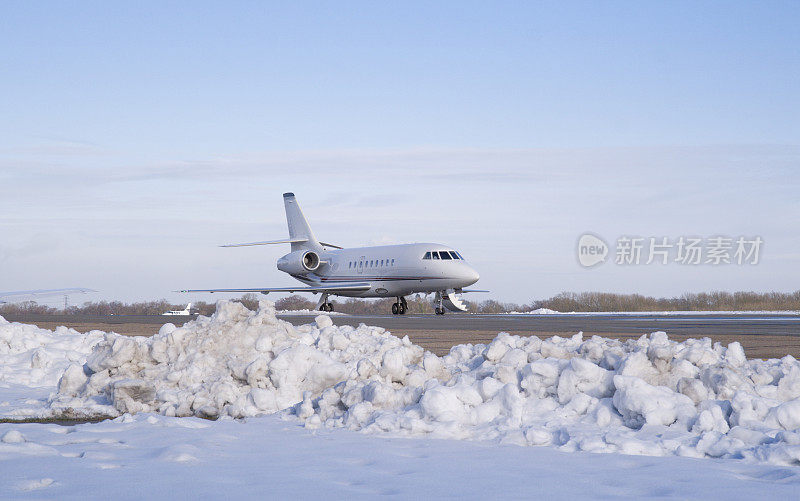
[
  {"left": 8, "top": 303, "right": 800, "bottom": 466},
  {"left": 0, "top": 315, "right": 105, "bottom": 388},
  {"left": 49, "top": 301, "right": 425, "bottom": 420}
]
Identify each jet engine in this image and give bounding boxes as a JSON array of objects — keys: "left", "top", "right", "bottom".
[{"left": 277, "top": 250, "right": 322, "bottom": 275}]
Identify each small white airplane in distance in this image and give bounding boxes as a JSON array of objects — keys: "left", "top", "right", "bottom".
[
  {"left": 182, "top": 193, "right": 485, "bottom": 314},
  {"left": 163, "top": 303, "right": 194, "bottom": 316},
  {"left": 0, "top": 288, "right": 96, "bottom": 304}
]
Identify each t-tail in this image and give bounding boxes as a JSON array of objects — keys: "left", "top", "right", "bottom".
[
  {"left": 219, "top": 193, "right": 337, "bottom": 251},
  {"left": 283, "top": 193, "right": 322, "bottom": 252}
]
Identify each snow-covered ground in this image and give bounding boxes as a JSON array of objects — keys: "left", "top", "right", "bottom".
[
  {"left": 3, "top": 413, "right": 800, "bottom": 499},
  {"left": 1, "top": 303, "right": 800, "bottom": 498}
]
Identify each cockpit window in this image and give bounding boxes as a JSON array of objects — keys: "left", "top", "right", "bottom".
[
  {"left": 432, "top": 251, "right": 440, "bottom": 259},
  {"left": 440, "top": 251, "right": 452, "bottom": 260},
  {"left": 449, "top": 251, "right": 460, "bottom": 260},
  {"left": 423, "top": 251, "right": 431, "bottom": 260}
]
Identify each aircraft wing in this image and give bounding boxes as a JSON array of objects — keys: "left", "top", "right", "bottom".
[
  {"left": 0, "top": 288, "right": 96, "bottom": 303},
  {"left": 458, "top": 289, "right": 490, "bottom": 293},
  {"left": 179, "top": 283, "right": 372, "bottom": 294}
]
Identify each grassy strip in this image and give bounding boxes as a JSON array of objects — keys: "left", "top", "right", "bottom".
[{"left": 0, "top": 416, "right": 114, "bottom": 425}]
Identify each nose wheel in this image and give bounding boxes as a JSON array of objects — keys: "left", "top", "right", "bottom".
[{"left": 391, "top": 296, "right": 407, "bottom": 315}]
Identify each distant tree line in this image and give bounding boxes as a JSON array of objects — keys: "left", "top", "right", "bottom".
[
  {"left": 1, "top": 290, "right": 799, "bottom": 316},
  {"left": 526, "top": 291, "right": 800, "bottom": 313}
]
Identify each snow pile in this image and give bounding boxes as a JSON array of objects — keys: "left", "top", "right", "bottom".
[
  {"left": 49, "top": 301, "right": 429, "bottom": 419},
  {"left": 38, "top": 302, "right": 800, "bottom": 465},
  {"left": 0, "top": 315, "right": 105, "bottom": 388}
]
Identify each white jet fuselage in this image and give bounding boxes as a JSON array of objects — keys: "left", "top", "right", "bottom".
[{"left": 279, "top": 243, "right": 480, "bottom": 298}]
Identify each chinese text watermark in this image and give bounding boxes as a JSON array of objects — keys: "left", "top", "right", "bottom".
[{"left": 578, "top": 234, "right": 762, "bottom": 268}]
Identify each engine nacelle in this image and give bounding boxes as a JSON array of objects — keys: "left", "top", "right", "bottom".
[{"left": 277, "top": 250, "right": 321, "bottom": 275}]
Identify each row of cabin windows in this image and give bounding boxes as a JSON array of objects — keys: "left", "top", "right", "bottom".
[
  {"left": 347, "top": 258, "right": 396, "bottom": 269},
  {"left": 423, "top": 250, "right": 463, "bottom": 260}
]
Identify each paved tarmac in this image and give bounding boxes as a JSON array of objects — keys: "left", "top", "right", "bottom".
[
  {"left": 7, "top": 312, "right": 799, "bottom": 337},
  {"left": 281, "top": 313, "right": 800, "bottom": 337}
]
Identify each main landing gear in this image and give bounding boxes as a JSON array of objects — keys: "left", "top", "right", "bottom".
[
  {"left": 317, "top": 293, "right": 334, "bottom": 312},
  {"left": 391, "top": 296, "right": 408, "bottom": 315}
]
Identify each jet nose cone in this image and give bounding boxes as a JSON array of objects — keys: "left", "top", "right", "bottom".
[{"left": 463, "top": 266, "right": 480, "bottom": 286}]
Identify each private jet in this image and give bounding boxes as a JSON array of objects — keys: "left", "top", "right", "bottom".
[
  {"left": 181, "top": 193, "right": 484, "bottom": 314},
  {"left": 163, "top": 303, "right": 194, "bottom": 316}
]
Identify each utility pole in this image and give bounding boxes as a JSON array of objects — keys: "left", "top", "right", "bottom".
[{"left": 64, "top": 295, "right": 68, "bottom": 312}]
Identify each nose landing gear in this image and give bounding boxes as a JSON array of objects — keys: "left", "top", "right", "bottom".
[
  {"left": 434, "top": 291, "right": 446, "bottom": 315},
  {"left": 391, "top": 296, "right": 407, "bottom": 315},
  {"left": 317, "top": 293, "right": 334, "bottom": 312}
]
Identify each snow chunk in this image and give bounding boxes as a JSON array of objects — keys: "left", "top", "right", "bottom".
[
  {"left": 613, "top": 375, "right": 696, "bottom": 428},
  {"left": 2, "top": 430, "right": 25, "bottom": 443}
]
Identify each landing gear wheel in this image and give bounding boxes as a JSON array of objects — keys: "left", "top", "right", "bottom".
[
  {"left": 435, "top": 307, "right": 445, "bottom": 315},
  {"left": 392, "top": 296, "right": 407, "bottom": 315},
  {"left": 319, "top": 302, "right": 333, "bottom": 312}
]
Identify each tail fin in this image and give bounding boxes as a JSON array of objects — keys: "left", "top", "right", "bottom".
[
  {"left": 186, "top": 303, "right": 192, "bottom": 311},
  {"left": 283, "top": 193, "right": 322, "bottom": 252}
]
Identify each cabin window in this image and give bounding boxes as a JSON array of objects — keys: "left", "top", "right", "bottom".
[
  {"left": 359, "top": 261, "right": 363, "bottom": 267},
  {"left": 440, "top": 251, "right": 452, "bottom": 260},
  {"left": 432, "top": 252, "right": 440, "bottom": 259},
  {"left": 380, "top": 259, "right": 384, "bottom": 266},
  {"left": 391, "top": 259, "right": 395, "bottom": 266},
  {"left": 423, "top": 252, "right": 431, "bottom": 260},
  {"left": 449, "top": 251, "right": 460, "bottom": 260}
]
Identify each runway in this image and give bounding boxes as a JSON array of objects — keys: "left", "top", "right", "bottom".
[
  {"left": 6, "top": 312, "right": 800, "bottom": 336},
  {"left": 277, "top": 312, "right": 800, "bottom": 337}
]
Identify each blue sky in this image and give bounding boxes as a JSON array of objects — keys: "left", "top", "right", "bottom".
[{"left": 1, "top": 2, "right": 799, "bottom": 304}]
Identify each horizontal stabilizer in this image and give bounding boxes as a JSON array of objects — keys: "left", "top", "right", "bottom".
[
  {"left": 179, "top": 283, "right": 371, "bottom": 294},
  {"left": 220, "top": 238, "right": 307, "bottom": 248},
  {"left": 319, "top": 242, "right": 343, "bottom": 249}
]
